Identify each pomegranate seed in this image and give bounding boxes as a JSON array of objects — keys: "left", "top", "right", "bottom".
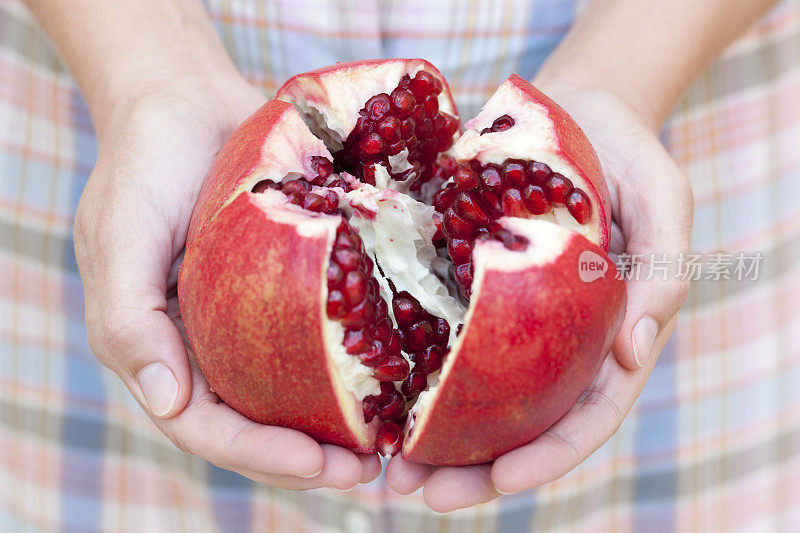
[
  {"left": 391, "top": 88, "right": 416, "bottom": 117},
  {"left": 343, "top": 328, "right": 372, "bottom": 354},
  {"left": 361, "top": 255, "right": 374, "bottom": 277},
  {"left": 454, "top": 191, "right": 489, "bottom": 224},
  {"left": 442, "top": 209, "right": 474, "bottom": 238},
  {"left": 362, "top": 396, "right": 380, "bottom": 422},
  {"left": 523, "top": 184, "right": 549, "bottom": 215},
  {"left": 387, "top": 141, "right": 404, "bottom": 155},
  {"left": 321, "top": 190, "right": 339, "bottom": 213},
  {"left": 432, "top": 76, "right": 443, "bottom": 94},
  {"left": 417, "top": 345, "right": 444, "bottom": 374},
  {"left": 491, "top": 114, "right": 515, "bottom": 132},
  {"left": 423, "top": 95, "right": 439, "bottom": 117},
  {"left": 439, "top": 113, "right": 459, "bottom": 136},
  {"left": 392, "top": 292, "right": 421, "bottom": 328},
  {"left": 566, "top": 189, "right": 592, "bottom": 224},
  {"left": 387, "top": 332, "right": 402, "bottom": 357},
  {"left": 340, "top": 298, "right": 374, "bottom": 328},
  {"left": 447, "top": 237, "right": 473, "bottom": 264},
  {"left": 326, "top": 290, "right": 346, "bottom": 319},
  {"left": 409, "top": 71, "right": 436, "bottom": 99},
  {"left": 416, "top": 118, "right": 433, "bottom": 136},
  {"left": 433, "top": 317, "right": 450, "bottom": 345},
  {"left": 332, "top": 248, "right": 360, "bottom": 271},
  {"left": 310, "top": 156, "right": 333, "bottom": 179},
  {"left": 528, "top": 161, "right": 552, "bottom": 183},
  {"left": 401, "top": 371, "right": 427, "bottom": 399},
  {"left": 358, "top": 340, "right": 389, "bottom": 366},
  {"left": 334, "top": 231, "right": 359, "bottom": 250},
  {"left": 282, "top": 179, "right": 312, "bottom": 194},
  {"left": 252, "top": 179, "right": 279, "bottom": 193},
  {"left": 302, "top": 193, "right": 326, "bottom": 212},
  {"left": 373, "top": 289, "right": 387, "bottom": 312},
  {"left": 480, "top": 166, "right": 503, "bottom": 191},
  {"left": 365, "top": 93, "right": 392, "bottom": 121},
  {"left": 326, "top": 262, "right": 343, "bottom": 287},
  {"left": 327, "top": 179, "right": 351, "bottom": 191},
  {"left": 454, "top": 262, "right": 473, "bottom": 289},
  {"left": 374, "top": 318, "right": 392, "bottom": 342},
  {"left": 432, "top": 185, "right": 458, "bottom": 212},
  {"left": 453, "top": 165, "right": 478, "bottom": 190},
  {"left": 343, "top": 270, "right": 367, "bottom": 305},
  {"left": 411, "top": 105, "right": 425, "bottom": 123},
  {"left": 503, "top": 161, "right": 527, "bottom": 188},
  {"left": 501, "top": 188, "right": 528, "bottom": 217},
  {"left": 481, "top": 191, "right": 502, "bottom": 216},
  {"left": 376, "top": 422, "right": 403, "bottom": 457},
  {"left": 378, "top": 116, "right": 402, "bottom": 142},
  {"left": 545, "top": 173, "right": 573, "bottom": 205},
  {"left": 400, "top": 118, "right": 416, "bottom": 139},
  {"left": 373, "top": 356, "right": 410, "bottom": 382},
  {"left": 359, "top": 132, "right": 386, "bottom": 156},
  {"left": 407, "top": 321, "right": 433, "bottom": 351}
]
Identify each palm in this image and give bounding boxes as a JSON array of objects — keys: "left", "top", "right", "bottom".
[{"left": 385, "top": 91, "right": 692, "bottom": 511}]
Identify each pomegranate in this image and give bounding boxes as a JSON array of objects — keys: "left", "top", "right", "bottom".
[{"left": 178, "top": 59, "right": 626, "bottom": 466}]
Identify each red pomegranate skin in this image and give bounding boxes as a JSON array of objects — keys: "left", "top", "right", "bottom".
[
  {"left": 179, "top": 192, "right": 377, "bottom": 453},
  {"left": 402, "top": 230, "right": 626, "bottom": 465}
]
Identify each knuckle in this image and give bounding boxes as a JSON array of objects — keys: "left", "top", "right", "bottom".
[{"left": 96, "top": 308, "right": 146, "bottom": 363}]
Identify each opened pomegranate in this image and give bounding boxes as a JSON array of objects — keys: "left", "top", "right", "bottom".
[{"left": 178, "top": 59, "right": 626, "bottom": 466}]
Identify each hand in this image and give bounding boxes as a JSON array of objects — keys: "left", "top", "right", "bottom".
[
  {"left": 74, "top": 74, "right": 381, "bottom": 490},
  {"left": 384, "top": 89, "right": 693, "bottom": 511}
]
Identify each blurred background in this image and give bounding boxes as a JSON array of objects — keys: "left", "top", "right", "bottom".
[{"left": 1, "top": 0, "right": 799, "bottom": 531}]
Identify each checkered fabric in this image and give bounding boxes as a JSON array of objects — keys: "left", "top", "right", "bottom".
[{"left": 2, "top": 0, "right": 799, "bottom": 531}]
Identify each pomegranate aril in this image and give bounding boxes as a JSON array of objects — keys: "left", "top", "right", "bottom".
[
  {"left": 362, "top": 396, "right": 380, "bottom": 423},
  {"left": 321, "top": 190, "right": 339, "bottom": 213},
  {"left": 481, "top": 191, "right": 503, "bottom": 216},
  {"left": 522, "top": 184, "right": 549, "bottom": 215},
  {"left": 387, "top": 141, "right": 404, "bottom": 156},
  {"left": 442, "top": 209, "right": 474, "bottom": 238},
  {"left": 326, "top": 290, "right": 346, "bottom": 319},
  {"left": 424, "top": 95, "right": 439, "bottom": 117},
  {"left": 376, "top": 422, "right": 403, "bottom": 457},
  {"left": 433, "top": 317, "right": 450, "bottom": 345},
  {"left": 327, "top": 262, "right": 344, "bottom": 287},
  {"left": 343, "top": 270, "right": 368, "bottom": 305},
  {"left": 401, "top": 371, "right": 427, "bottom": 399},
  {"left": 360, "top": 132, "right": 386, "bottom": 156},
  {"left": 439, "top": 113, "right": 459, "bottom": 136},
  {"left": 527, "top": 161, "right": 551, "bottom": 183},
  {"left": 374, "top": 318, "right": 392, "bottom": 342},
  {"left": 365, "top": 93, "right": 392, "bottom": 121},
  {"left": 327, "top": 179, "right": 351, "bottom": 191},
  {"left": 501, "top": 188, "right": 528, "bottom": 217},
  {"left": 310, "top": 156, "right": 333, "bottom": 179},
  {"left": 252, "top": 179, "right": 279, "bottom": 193},
  {"left": 400, "top": 118, "right": 416, "bottom": 139},
  {"left": 332, "top": 248, "right": 360, "bottom": 271},
  {"left": 302, "top": 193, "right": 326, "bottom": 212},
  {"left": 418, "top": 345, "right": 444, "bottom": 374},
  {"left": 341, "top": 298, "right": 374, "bottom": 327},
  {"left": 284, "top": 191, "right": 303, "bottom": 206},
  {"left": 503, "top": 161, "right": 528, "bottom": 188},
  {"left": 480, "top": 166, "right": 503, "bottom": 191},
  {"left": 491, "top": 114, "right": 515, "bottom": 132},
  {"left": 409, "top": 71, "right": 436, "bottom": 99},
  {"left": 392, "top": 292, "right": 422, "bottom": 328},
  {"left": 391, "top": 88, "right": 416, "bottom": 117},
  {"left": 372, "top": 356, "right": 410, "bottom": 382},
  {"left": 407, "top": 321, "right": 433, "bottom": 352},
  {"left": 282, "top": 179, "right": 312, "bottom": 194},
  {"left": 358, "top": 340, "right": 389, "bottom": 366},
  {"left": 545, "top": 173, "right": 573, "bottom": 205},
  {"left": 566, "top": 189, "right": 592, "bottom": 224},
  {"left": 453, "top": 165, "right": 478, "bottom": 190},
  {"left": 433, "top": 185, "right": 458, "bottom": 212},
  {"left": 454, "top": 262, "right": 473, "bottom": 289},
  {"left": 447, "top": 237, "right": 473, "bottom": 264},
  {"left": 455, "top": 191, "right": 489, "bottom": 224},
  {"left": 417, "top": 118, "right": 433, "bottom": 136},
  {"left": 378, "top": 116, "right": 402, "bottom": 142},
  {"left": 378, "top": 392, "right": 405, "bottom": 421},
  {"left": 387, "top": 332, "right": 402, "bottom": 357},
  {"left": 343, "top": 328, "right": 372, "bottom": 354}
]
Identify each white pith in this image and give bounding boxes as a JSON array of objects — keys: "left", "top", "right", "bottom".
[
  {"left": 451, "top": 79, "right": 602, "bottom": 246},
  {"left": 405, "top": 218, "right": 573, "bottom": 447}
]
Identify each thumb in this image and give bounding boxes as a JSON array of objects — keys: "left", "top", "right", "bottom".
[
  {"left": 77, "top": 209, "right": 192, "bottom": 419},
  {"left": 611, "top": 146, "right": 693, "bottom": 370}
]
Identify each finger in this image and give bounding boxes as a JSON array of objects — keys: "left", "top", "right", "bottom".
[
  {"left": 492, "top": 319, "right": 675, "bottom": 494},
  {"left": 612, "top": 144, "right": 693, "bottom": 370},
  {"left": 358, "top": 454, "right": 383, "bottom": 484},
  {"left": 385, "top": 455, "right": 436, "bottom": 495},
  {"left": 153, "top": 367, "right": 326, "bottom": 479},
  {"left": 422, "top": 465, "right": 499, "bottom": 513}
]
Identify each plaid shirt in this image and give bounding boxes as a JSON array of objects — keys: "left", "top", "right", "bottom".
[{"left": 2, "top": 0, "right": 799, "bottom": 531}]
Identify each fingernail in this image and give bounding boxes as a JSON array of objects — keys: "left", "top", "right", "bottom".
[
  {"left": 297, "top": 468, "right": 323, "bottom": 479},
  {"left": 137, "top": 363, "right": 179, "bottom": 417},
  {"left": 632, "top": 316, "right": 658, "bottom": 367},
  {"left": 497, "top": 488, "right": 518, "bottom": 495}
]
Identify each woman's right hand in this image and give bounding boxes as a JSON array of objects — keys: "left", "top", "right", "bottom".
[{"left": 74, "top": 71, "right": 382, "bottom": 490}]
